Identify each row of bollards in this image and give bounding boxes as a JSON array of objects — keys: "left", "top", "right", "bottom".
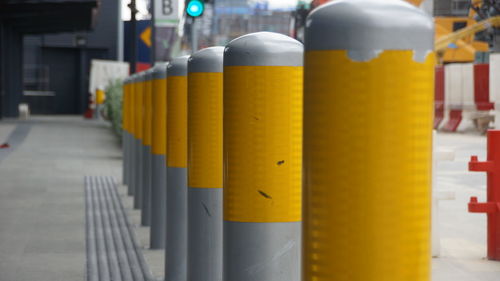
[{"left": 121, "top": 1, "right": 435, "bottom": 281}]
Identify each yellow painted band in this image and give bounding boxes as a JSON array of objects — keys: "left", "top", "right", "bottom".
[
  {"left": 134, "top": 81, "right": 143, "bottom": 140},
  {"left": 302, "top": 50, "right": 434, "bottom": 281},
  {"left": 129, "top": 82, "right": 135, "bottom": 137},
  {"left": 223, "top": 66, "right": 302, "bottom": 223},
  {"left": 127, "top": 83, "right": 130, "bottom": 132},
  {"left": 127, "top": 83, "right": 131, "bottom": 132},
  {"left": 96, "top": 89, "right": 105, "bottom": 105},
  {"left": 188, "top": 72, "right": 223, "bottom": 188},
  {"left": 143, "top": 79, "right": 153, "bottom": 146},
  {"left": 166, "top": 76, "right": 187, "bottom": 168},
  {"left": 152, "top": 78, "right": 167, "bottom": 155}
]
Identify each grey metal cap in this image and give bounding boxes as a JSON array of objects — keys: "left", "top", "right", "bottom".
[
  {"left": 128, "top": 74, "right": 136, "bottom": 84},
  {"left": 153, "top": 62, "right": 168, "bottom": 79},
  {"left": 136, "top": 71, "right": 146, "bottom": 82},
  {"left": 123, "top": 76, "right": 130, "bottom": 85},
  {"left": 144, "top": 68, "right": 155, "bottom": 81},
  {"left": 188, "top": 46, "right": 224, "bottom": 73},
  {"left": 224, "top": 32, "right": 303, "bottom": 67},
  {"left": 167, "top": 56, "right": 190, "bottom": 77},
  {"left": 305, "top": 0, "right": 434, "bottom": 61}
]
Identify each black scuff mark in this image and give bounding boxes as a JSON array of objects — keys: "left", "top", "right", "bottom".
[
  {"left": 201, "top": 202, "right": 212, "bottom": 217},
  {"left": 258, "top": 190, "right": 272, "bottom": 199}
]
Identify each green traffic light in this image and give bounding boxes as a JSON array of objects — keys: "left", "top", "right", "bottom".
[{"left": 187, "top": 0, "right": 204, "bottom": 17}]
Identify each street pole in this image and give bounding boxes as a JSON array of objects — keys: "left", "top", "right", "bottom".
[
  {"left": 151, "top": 0, "right": 156, "bottom": 65},
  {"left": 191, "top": 18, "right": 198, "bottom": 53},
  {"left": 129, "top": 0, "right": 137, "bottom": 73}
]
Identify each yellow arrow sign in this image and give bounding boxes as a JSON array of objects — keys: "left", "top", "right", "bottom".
[{"left": 140, "top": 26, "right": 152, "bottom": 47}]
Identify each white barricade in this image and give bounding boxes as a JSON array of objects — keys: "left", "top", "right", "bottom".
[{"left": 432, "top": 132, "right": 456, "bottom": 258}]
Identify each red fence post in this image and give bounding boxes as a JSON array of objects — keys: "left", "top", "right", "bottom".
[
  {"left": 468, "top": 130, "right": 500, "bottom": 260},
  {"left": 474, "top": 64, "right": 494, "bottom": 111},
  {"left": 442, "top": 110, "right": 463, "bottom": 132},
  {"left": 435, "top": 66, "right": 445, "bottom": 129}
]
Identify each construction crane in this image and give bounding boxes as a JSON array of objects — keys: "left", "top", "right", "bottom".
[
  {"left": 435, "top": 16, "right": 500, "bottom": 53},
  {"left": 405, "top": 0, "right": 425, "bottom": 6},
  {"left": 433, "top": 0, "right": 500, "bottom": 63}
]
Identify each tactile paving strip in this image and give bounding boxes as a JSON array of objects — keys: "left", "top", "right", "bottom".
[{"left": 85, "top": 176, "right": 154, "bottom": 281}]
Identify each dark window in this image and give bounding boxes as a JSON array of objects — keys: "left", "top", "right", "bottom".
[{"left": 453, "top": 21, "right": 467, "bottom": 31}]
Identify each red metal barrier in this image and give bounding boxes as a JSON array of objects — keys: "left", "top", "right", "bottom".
[
  {"left": 468, "top": 130, "right": 500, "bottom": 260},
  {"left": 474, "top": 64, "right": 494, "bottom": 111},
  {"left": 441, "top": 109, "right": 462, "bottom": 132},
  {"left": 435, "top": 66, "right": 445, "bottom": 129}
]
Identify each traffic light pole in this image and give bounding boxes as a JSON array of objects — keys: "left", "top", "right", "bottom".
[
  {"left": 191, "top": 18, "right": 198, "bottom": 53},
  {"left": 151, "top": 0, "right": 156, "bottom": 65}
]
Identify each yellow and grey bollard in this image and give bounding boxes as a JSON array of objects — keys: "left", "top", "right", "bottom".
[
  {"left": 95, "top": 86, "right": 105, "bottom": 119},
  {"left": 302, "top": 1, "right": 435, "bottom": 281},
  {"left": 165, "top": 55, "right": 189, "bottom": 281},
  {"left": 96, "top": 87, "right": 106, "bottom": 105},
  {"left": 150, "top": 62, "right": 168, "bottom": 249},
  {"left": 128, "top": 76, "right": 137, "bottom": 191},
  {"left": 187, "top": 47, "right": 224, "bottom": 281},
  {"left": 127, "top": 73, "right": 137, "bottom": 196},
  {"left": 223, "top": 32, "right": 303, "bottom": 281},
  {"left": 134, "top": 71, "right": 145, "bottom": 210},
  {"left": 141, "top": 69, "right": 154, "bottom": 226},
  {"left": 122, "top": 76, "right": 130, "bottom": 186}
]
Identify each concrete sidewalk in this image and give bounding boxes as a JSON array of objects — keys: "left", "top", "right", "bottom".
[
  {"left": 0, "top": 116, "right": 499, "bottom": 281},
  {"left": 0, "top": 116, "right": 122, "bottom": 281},
  {"left": 433, "top": 132, "right": 500, "bottom": 281}
]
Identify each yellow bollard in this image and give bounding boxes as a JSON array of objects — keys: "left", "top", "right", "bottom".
[
  {"left": 128, "top": 74, "right": 137, "bottom": 196},
  {"left": 122, "top": 76, "right": 130, "bottom": 186},
  {"left": 150, "top": 62, "right": 168, "bottom": 249},
  {"left": 96, "top": 88, "right": 105, "bottom": 105},
  {"left": 141, "top": 69, "right": 154, "bottom": 226},
  {"left": 134, "top": 71, "right": 145, "bottom": 210},
  {"left": 95, "top": 87, "right": 105, "bottom": 120},
  {"left": 187, "top": 46, "right": 224, "bottom": 281},
  {"left": 223, "top": 32, "right": 303, "bottom": 281},
  {"left": 303, "top": 1, "right": 435, "bottom": 281},
  {"left": 165, "top": 55, "right": 189, "bottom": 281}
]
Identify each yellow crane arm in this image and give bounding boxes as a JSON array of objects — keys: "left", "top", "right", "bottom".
[
  {"left": 435, "top": 16, "right": 500, "bottom": 52},
  {"left": 405, "top": 0, "right": 424, "bottom": 6}
]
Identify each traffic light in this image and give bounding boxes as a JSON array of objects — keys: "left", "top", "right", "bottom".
[{"left": 186, "top": 0, "right": 204, "bottom": 17}]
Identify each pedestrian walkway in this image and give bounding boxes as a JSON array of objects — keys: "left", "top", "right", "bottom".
[
  {"left": 0, "top": 116, "right": 125, "bottom": 281},
  {"left": 0, "top": 116, "right": 500, "bottom": 281}
]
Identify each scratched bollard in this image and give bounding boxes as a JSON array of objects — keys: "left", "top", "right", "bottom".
[
  {"left": 187, "top": 47, "right": 224, "bottom": 281},
  {"left": 223, "top": 32, "right": 303, "bottom": 281}
]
